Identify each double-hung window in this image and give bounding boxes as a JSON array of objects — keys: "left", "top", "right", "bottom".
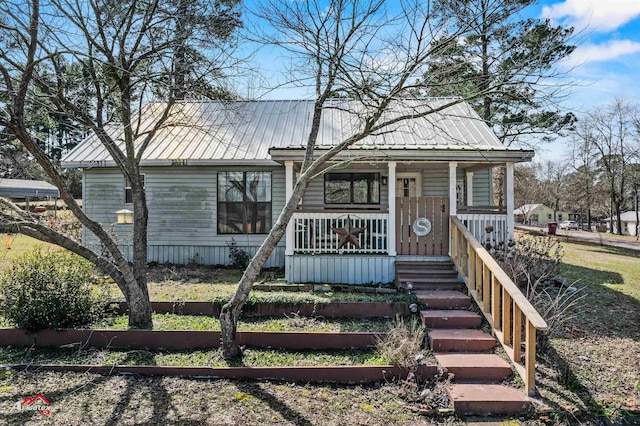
[
  {"left": 324, "top": 173, "right": 380, "bottom": 205},
  {"left": 217, "top": 172, "right": 272, "bottom": 234},
  {"left": 125, "top": 175, "right": 145, "bottom": 204}
]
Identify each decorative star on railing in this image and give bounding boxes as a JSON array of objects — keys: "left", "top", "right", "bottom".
[{"left": 332, "top": 216, "right": 366, "bottom": 249}]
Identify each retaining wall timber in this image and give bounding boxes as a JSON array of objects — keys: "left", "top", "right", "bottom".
[
  {"left": 113, "top": 301, "right": 411, "bottom": 318},
  {"left": 0, "top": 329, "right": 381, "bottom": 350},
  {"left": 8, "top": 364, "right": 438, "bottom": 384}
]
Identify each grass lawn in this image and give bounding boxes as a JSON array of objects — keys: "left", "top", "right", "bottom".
[
  {"left": 534, "top": 240, "right": 640, "bottom": 423},
  {"left": 0, "top": 371, "right": 453, "bottom": 426},
  {"left": 0, "top": 347, "right": 390, "bottom": 368},
  {"left": 0, "top": 234, "right": 57, "bottom": 271},
  {"left": 94, "top": 314, "right": 394, "bottom": 333},
  {"left": 107, "top": 266, "right": 409, "bottom": 304}
]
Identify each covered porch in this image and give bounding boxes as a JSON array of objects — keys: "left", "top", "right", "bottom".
[{"left": 282, "top": 159, "right": 517, "bottom": 284}]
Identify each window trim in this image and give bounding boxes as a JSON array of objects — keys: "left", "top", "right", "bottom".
[
  {"left": 323, "top": 172, "right": 381, "bottom": 205},
  {"left": 124, "top": 174, "right": 145, "bottom": 204},
  {"left": 217, "top": 171, "right": 272, "bottom": 235}
]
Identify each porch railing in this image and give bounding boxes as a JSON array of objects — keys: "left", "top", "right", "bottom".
[
  {"left": 456, "top": 213, "right": 508, "bottom": 247},
  {"left": 450, "top": 216, "right": 547, "bottom": 396},
  {"left": 292, "top": 212, "right": 389, "bottom": 254}
]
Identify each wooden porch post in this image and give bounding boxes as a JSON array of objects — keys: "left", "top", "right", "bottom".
[
  {"left": 506, "top": 162, "right": 515, "bottom": 240},
  {"left": 449, "top": 162, "right": 457, "bottom": 257},
  {"left": 466, "top": 171, "right": 474, "bottom": 207},
  {"left": 285, "top": 161, "right": 294, "bottom": 256},
  {"left": 388, "top": 161, "right": 397, "bottom": 256},
  {"left": 449, "top": 162, "right": 457, "bottom": 215}
]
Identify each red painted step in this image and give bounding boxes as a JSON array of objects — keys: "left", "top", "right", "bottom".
[
  {"left": 415, "top": 290, "right": 471, "bottom": 309},
  {"left": 397, "top": 269, "right": 458, "bottom": 278},
  {"left": 420, "top": 310, "right": 482, "bottom": 329},
  {"left": 447, "top": 384, "right": 530, "bottom": 415},
  {"left": 399, "top": 281, "right": 464, "bottom": 291},
  {"left": 395, "top": 261, "right": 454, "bottom": 270},
  {"left": 428, "top": 329, "right": 496, "bottom": 352},
  {"left": 435, "top": 353, "right": 512, "bottom": 381}
]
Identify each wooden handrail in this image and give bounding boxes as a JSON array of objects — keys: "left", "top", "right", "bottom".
[
  {"left": 450, "top": 216, "right": 548, "bottom": 396},
  {"left": 451, "top": 217, "right": 547, "bottom": 330}
]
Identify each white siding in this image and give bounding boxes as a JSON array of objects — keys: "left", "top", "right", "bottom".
[
  {"left": 285, "top": 255, "right": 394, "bottom": 284},
  {"left": 422, "top": 166, "right": 449, "bottom": 197},
  {"left": 82, "top": 166, "right": 285, "bottom": 266},
  {"left": 472, "top": 169, "right": 492, "bottom": 206}
]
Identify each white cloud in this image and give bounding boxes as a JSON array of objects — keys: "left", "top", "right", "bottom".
[
  {"left": 569, "top": 39, "right": 640, "bottom": 65},
  {"left": 542, "top": 0, "right": 640, "bottom": 32}
]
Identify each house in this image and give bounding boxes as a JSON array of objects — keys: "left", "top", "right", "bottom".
[
  {"left": 514, "top": 203, "right": 569, "bottom": 227},
  {"left": 61, "top": 99, "right": 534, "bottom": 285},
  {"left": 606, "top": 211, "right": 639, "bottom": 236}
]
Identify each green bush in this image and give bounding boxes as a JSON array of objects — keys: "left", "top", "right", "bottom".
[{"left": 0, "top": 248, "right": 106, "bottom": 332}]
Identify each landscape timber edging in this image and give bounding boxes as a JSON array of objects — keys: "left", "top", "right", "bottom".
[
  {"left": 113, "top": 301, "right": 411, "bottom": 318},
  {"left": 0, "top": 328, "right": 382, "bottom": 350},
  {"left": 8, "top": 364, "right": 438, "bottom": 384}
]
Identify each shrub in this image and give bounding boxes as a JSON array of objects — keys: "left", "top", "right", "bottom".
[
  {"left": 493, "top": 236, "right": 563, "bottom": 299},
  {"left": 491, "top": 236, "right": 586, "bottom": 348},
  {"left": 0, "top": 248, "right": 106, "bottom": 332},
  {"left": 228, "top": 238, "right": 250, "bottom": 269}
]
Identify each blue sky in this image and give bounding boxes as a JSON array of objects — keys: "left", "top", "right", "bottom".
[
  {"left": 534, "top": 0, "right": 640, "bottom": 113},
  {"left": 247, "top": 1, "right": 639, "bottom": 112}
]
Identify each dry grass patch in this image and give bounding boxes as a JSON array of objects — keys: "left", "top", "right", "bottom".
[{"left": 0, "top": 370, "right": 459, "bottom": 425}]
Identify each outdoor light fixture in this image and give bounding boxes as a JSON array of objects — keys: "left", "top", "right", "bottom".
[
  {"left": 381, "top": 175, "right": 388, "bottom": 186},
  {"left": 116, "top": 209, "right": 133, "bottom": 224}
]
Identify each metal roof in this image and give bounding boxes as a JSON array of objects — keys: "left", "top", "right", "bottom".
[
  {"left": 514, "top": 204, "right": 544, "bottom": 214},
  {"left": 61, "top": 99, "right": 533, "bottom": 168},
  {"left": 0, "top": 179, "right": 60, "bottom": 198}
]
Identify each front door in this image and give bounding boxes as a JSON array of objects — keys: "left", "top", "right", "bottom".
[{"left": 396, "top": 173, "right": 422, "bottom": 198}]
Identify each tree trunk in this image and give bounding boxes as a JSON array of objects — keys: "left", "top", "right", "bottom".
[
  {"left": 219, "top": 177, "right": 310, "bottom": 359},
  {"left": 127, "top": 281, "right": 153, "bottom": 328},
  {"left": 615, "top": 203, "right": 623, "bottom": 236}
]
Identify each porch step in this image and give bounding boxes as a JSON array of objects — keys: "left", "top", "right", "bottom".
[
  {"left": 404, "top": 282, "right": 465, "bottom": 291},
  {"left": 447, "top": 384, "right": 530, "bottom": 415},
  {"left": 397, "top": 269, "right": 458, "bottom": 278},
  {"left": 435, "top": 354, "right": 511, "bottom": 381},
  {"left": 399, "top": 277, "right": 465, "bottom": 291},
  {"left": 420, "top": 310, "right": 482, "bottom": 329},
  {"left": 395, "top": 261, "right": 454, "bottom": 270},
  {"left": 415, "top": 290, "right": 471, "bottom": 309},
  {"left": 428, "top": 329, "right": 496, "bottom": 352}
]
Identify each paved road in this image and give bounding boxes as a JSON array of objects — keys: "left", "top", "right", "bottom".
[{"left": 516, "top": 225, "right": 640, "bottom": 252}]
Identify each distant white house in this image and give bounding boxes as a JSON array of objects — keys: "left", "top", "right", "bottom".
[
  {"left": 606, "top": 211, "right": 639, "bottom": 236},
  {"left": 514, "top": 203, "right": 570, "bottom": 226}
]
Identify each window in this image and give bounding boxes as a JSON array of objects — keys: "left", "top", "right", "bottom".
[
  {"left": 125, "top": 175, "right": 145, "bottom": 204},
  {"left": 324, "top": 173, "right": 380, "bottom": 205},
  {"left": 218, "top": 172, "right": 272, "bottom": 234},
  {"left": 547, "top": 214, "right": 552, "bottom": 220}
]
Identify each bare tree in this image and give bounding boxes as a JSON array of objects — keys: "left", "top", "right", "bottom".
[
  {"left": 0, "top": 0, "right": 241, "bottom": 327},
  {"left": 582, "top": 99, "right": 640, "bottom": 235},
  {"left": 539, "top": 160, "right": 568, "bottom": 221},
  {"left": 513, "top": 163, "right": 544, "bottom": 223},
  {"left": 218, "top": 0, "right": 570, "bottom": 358}
]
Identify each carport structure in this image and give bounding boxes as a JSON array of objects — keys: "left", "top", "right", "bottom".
[{"left": 0, "top": 178, "right": 60, "bottom": 213}]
